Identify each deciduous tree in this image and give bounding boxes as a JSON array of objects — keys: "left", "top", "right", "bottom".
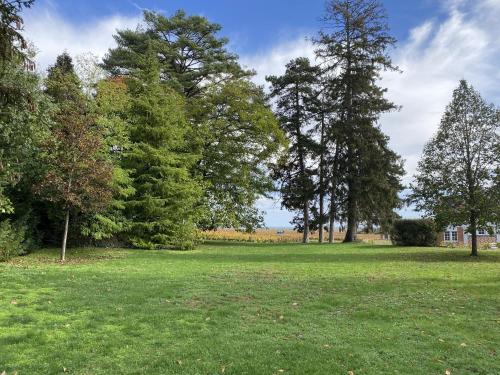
[{"left": 410, "top": 80, "right": 500, "bottom": 256}]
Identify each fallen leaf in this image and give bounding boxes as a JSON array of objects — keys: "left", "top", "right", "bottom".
[
  {"left": 176, "top": 360, "right": 182, "bottom": 365},
  {"left": 279, "top": 315, "right": 284, "bottom": 320},
  {"left": 205, "top": 317, "right": 211, "bottom": 321},
  {"left": 438, "top": 338, "right": 445, "bottom": 342},
  {"left": 10, "top": 300, "right": 17, "bottom": 305},
  {"left": 221, "top": 365, "right": 225, "bottom": 373},
  {"left": 348, "top": 371, "right": 354, "bottom": 375},
  {"left": 292, "top": 302, "right": 298, "bottom": 307},
  {"left": 63, "top": 367, "right": 68, "bottom": 372},
  {"left": 460, "top": 343, "right": 467, "bottom": 347},
  {"left": 445, "top": 370, "right": 451, "bottom": 375},
  {"left": 323, "top": 344, "right": 332, "bottom": 349},
  {"left": 278, "top": 370, "right": 284, "bottom": 373}
]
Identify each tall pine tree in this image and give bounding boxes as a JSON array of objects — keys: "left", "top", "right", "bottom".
[
  {"left": 267, "top": 58, "right": 319, "bottom": 243},
  {"left": 315, "top": 0, "right": 403, "bottom": 242},
  {"left": 124, "top": 52, "right": 202, "bottom": 249}
]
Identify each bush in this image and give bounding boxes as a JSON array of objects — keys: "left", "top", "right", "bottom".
[
  {"left": 390, "top": 219, "right": 438, "bottom": 247},
  {"left": 0, "top": 220, "right": 25, "bottom": 262}
]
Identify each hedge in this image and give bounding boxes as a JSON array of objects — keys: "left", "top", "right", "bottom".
[{"left": 390, "top": 219, "right": 438, "bottom": 247}]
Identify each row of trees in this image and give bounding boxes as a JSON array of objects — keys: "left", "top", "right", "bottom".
[
  {"left": 3, "top": 0, "right": 496, "bottom": 257},
  {"left": 268, "top": 0, "right": 404, "bottom": 243},
  {"left": 0, "top": 1, "right": 286, "bottom": 259}
]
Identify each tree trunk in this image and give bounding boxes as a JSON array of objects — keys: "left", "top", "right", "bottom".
[
  {"left": 470, "top": 211, "right": 478, "bottom": 257},
  {"left": 318, "top": 111, "right": 326, "bottom": 244},
  {"left": 319, "top": 191, "right": 324, "bottom": 243},
  {"left": 61, "top": 209, "right": 70, "bottom": 261},
  {"left": 344, "top": 179, "right": 357, "bottom": 242},
  {"left": 328, "top": 197, "right": 335, "bottom": 243},
  {"left": 303, "top": 201, "right": 310, "bottom": 243}
]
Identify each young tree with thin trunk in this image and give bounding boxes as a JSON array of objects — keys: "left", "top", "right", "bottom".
[
  {"left": 315, "top": 0, "right": 401, "bottom": 242},
  {"left": 35, "top": 53, "right": 113, "bottom": 261},
  {"left": 267, "top": 58, "right": 319, "bottom": 243},
  {"left": 411, "top": 80, "right": 500, "bottom": 256}
]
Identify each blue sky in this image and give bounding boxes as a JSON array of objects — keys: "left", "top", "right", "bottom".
[
  {"left": 23, "top": 0, "right": 500, "bottom": 227},
  {"left": 27, "top": 0, "right": 448, "bottom": 56}
]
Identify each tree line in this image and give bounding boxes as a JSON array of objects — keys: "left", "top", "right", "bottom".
[{"left": 1, "top": 0, "right": 498, "bottom": 259}]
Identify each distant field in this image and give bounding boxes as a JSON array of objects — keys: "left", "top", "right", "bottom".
[
  {"left": 1, "top": 242, "right": 499, "bottom": 374},
  {"left": 201, "top": 228, "right": 386, "bottom": 243}
]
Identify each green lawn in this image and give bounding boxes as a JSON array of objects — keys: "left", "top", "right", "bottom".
[{"left": 1, "top": 242, "right": 499, "bottom": 374}]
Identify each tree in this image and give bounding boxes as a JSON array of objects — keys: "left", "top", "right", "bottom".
[
  {"left": 0, "top": 61, "right": 51, "bottom": 215},
  {"left": 267, "top": 58, "right": 319, "bottom": 243},
  {"left": 191, "top": 78, "right": 285, "bottom": 231},
  {"left": 314, "top": 0, "right": 402, "bottom": 242},
  {"left": 36, "top": 53, "right": 113, "bottom": 261},
  {"left": 0, "top": 0, "right": 34, "bottom": 67},
  {"left": 123, "top": 54, "right": 202, "bottom": 249},
  {"left": 80, "top": 76, "right": 135, "bottom": 242},
  {"left": 103, "top": 10, "right": 248, "bottom": 98},
  {"left": 104, "top": 11, "right": 283, "bottom": 233},
  {"left": 410, "top": 80, "right": 500, "bottom": 256}
]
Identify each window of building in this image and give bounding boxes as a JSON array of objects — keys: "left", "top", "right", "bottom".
[
  {"left": 478, "top": 229, "right": 486, "bottom": 235},
  {"left": 444, "top": 232, "right": 450, "bottom": 241},
  {"left": 451, "top": 231, "right": 458, "bottom": 241}
]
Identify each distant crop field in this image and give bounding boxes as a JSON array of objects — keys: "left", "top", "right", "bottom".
[{"left": 200, "top": 228, "right": 386, "bottom": 243}]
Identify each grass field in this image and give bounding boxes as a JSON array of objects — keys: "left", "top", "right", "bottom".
[{"left": 1, "top": 242, "right": 499, "bottom": 374}]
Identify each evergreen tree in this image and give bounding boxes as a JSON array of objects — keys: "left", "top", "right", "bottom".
[
  {"left": 104, "top": 11, "right": 283, "bottom": 233},
  {"left": 267, "top": 58, "right": 320, "bottom": 243},
  {"left": 0, "top": 0, "right": 34, "bottom": 67},
  {"left": 103, "top": 10, "right": 248, "bottom": 98},
  {"left": 36, "top": 53, "right": 113, "bottom": 260},
  {"left": 315, "top": 0, "right": 403, "bottom": 242},
  {"left": 124, "top": 54, "right": 202, "bottom": 249},
  {"left": 410, "top": 80, "right": 500, "bottom": 256}
]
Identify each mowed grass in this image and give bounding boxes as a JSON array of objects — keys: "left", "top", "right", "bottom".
[{"left": 0, "top": 242, "right": 499, "bottom": 375}]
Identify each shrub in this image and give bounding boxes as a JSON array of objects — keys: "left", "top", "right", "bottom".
[
  {"left": 0, "top": 220, "right": 25, "bottom": 262},
  {"left": 390, "top": 219, "right": 438, "bottom": 247}
]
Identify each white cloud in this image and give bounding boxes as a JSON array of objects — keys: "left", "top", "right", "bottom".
[
  {"left": 23, "top": 4, "right": 141, "bottom": 73},
  {"left": 21, "top": 0, "right": 500, "bottom": 226},
  {"left": 243, "top": 0, "right": 500, "bottom": 224},
  {"left": 241, "top": 38, "right": 315, "bottom": 87}
]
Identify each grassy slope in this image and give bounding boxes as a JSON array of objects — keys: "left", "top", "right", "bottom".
[{"left": 0, "top": 242, "right": 499, "bottom": 375}]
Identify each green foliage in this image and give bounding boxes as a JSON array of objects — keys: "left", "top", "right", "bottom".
[
  {"left": 103, "top": 9, "right": 248, "bottom": 98},
  {"left": 123, "top": 56, "right": 202, "bottom": 249},
  {"left": 0, "top": 219, "right": 24, "bottom": 261},
  {"left": 410, "top": 80, "right": 500, "bottom": 255},
  {"left": 0, "top": 0, "right": 34, "bottom": 65},
  {"left": 80, "top": 78, "right": 135, "bottom": 241},
  {"left": 267, "top": 57, "right": 319, "bottom": 240},
  {"left": 315, "top": 0, "right": 404, "bottom": 241},
  {"left": 192, "top": 78, "right": 285, "bottom": 230},
  {"left": 0, "top": 61, "right": 52, "bottom": 214},
  {"left": 390, "top": 219, "right": 438, "bottom": 247}
]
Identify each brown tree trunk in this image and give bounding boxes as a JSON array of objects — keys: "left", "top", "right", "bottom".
[
  {"left": 344, "top": 179, "right": 357, "bottom": 242},
  {"left": 61, "top": 209, "right": 69, "bottom": 262},
  {"left": 470, "top": 211, "right": 478, "bottom": 257},
  {"left": 328, "top": 199, "right": 335, "bottom": 243},
  {"left": 303, "top": 201, "right": 310, "bottom": 243},
  {"left": 318, "top": 112, "right": 326, "bottom": 244}
]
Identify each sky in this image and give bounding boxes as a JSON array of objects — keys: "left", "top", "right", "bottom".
[{"left": 22, "top": 0, "right": 500, "bottom": 227}]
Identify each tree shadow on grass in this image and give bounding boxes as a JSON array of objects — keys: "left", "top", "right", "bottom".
[{"left": 182, "top": 245, "right": 500, "bottom": 264}]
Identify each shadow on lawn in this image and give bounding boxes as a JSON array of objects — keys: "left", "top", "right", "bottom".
[{"left": 193, "top": 242, "right": 500, "bottom": 264}]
